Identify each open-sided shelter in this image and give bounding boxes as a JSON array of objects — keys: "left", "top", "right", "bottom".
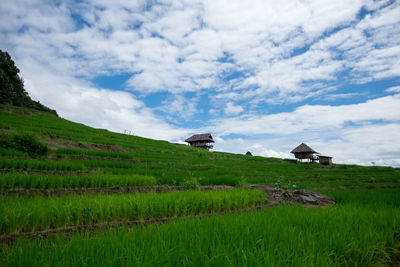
[
  {"left": 291, "top": 143, "right": 318, "bottom": 162},
  {"left": 185, "top": 133, "right": 214, "bottom": 150}
]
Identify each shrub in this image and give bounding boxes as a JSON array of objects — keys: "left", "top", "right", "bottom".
[
  {"left": 182, "top": 178, "right": 201, "bottom": 190},
  {"left": 0, "top": 133, "right": 48, "bottom": 157}
]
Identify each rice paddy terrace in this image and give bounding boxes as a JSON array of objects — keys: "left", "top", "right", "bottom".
[{"left": 1, "top": 104, "right": 400, "bottom": 266}]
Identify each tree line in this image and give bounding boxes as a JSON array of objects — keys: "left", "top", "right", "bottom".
[{"left": 0, "top": 49, "right": 57, "bottom": 115}]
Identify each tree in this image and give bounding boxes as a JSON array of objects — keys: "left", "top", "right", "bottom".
[{"left": 0, "top": 49, "right": 57, "bottom": 115}]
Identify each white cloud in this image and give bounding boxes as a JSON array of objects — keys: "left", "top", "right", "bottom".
[
  {"left": 1, "top": 0, "right": 400, "bottom": 166},
  {"left": 318, "top": 92, "right": 365, "bottom": 101},
  {"left": 22, "top": 62, "right": 190, "bottom": 142},
  {"left": 3, "top": 0, "right": 399, "bottom": 101},
  {"left": 159, "top": 94, "right": 198, "bottom": 120},
  {"left": 386, "top": 86, "right": 400, "bottom": 93},
  {"left": 205, "top": 94, "right": 400, "bottom": 166},
  {"left": 249, "top": 144, "right": 291, "bottom": 159},
  {"left": 224, "top": 102, "right": 243, "bottom": 115},
  {"left": 209, "top": 94, "right": 400, "bottom": 136},
  {"left": 214, "top": 136, "right": 244, "bottom": 146}
]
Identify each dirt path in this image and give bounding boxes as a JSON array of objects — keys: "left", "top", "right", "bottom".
[
  {"left": 0, "top": 202, "right": 278, "bottom": 245},
  {"left": 0, "top": 168, "right": 96, "bottom": 175},
  {"left": 0, "top": 185, "right": 234, "bottom": 197},
  {"left": 313, "top": 185, "right": 400, "bottom": 191},
  {"left": 299, "top": 178, "right": 400, "bottom": 184}
]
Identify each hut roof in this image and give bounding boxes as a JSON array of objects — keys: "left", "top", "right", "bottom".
[
  {"left": 185, "top": 133, "right": 214, "bottom": 143},
  {"left": 290, "top": 143, "right": 317, "bottom": 154}
]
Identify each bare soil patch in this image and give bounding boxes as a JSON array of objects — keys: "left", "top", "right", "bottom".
[
  {"left": 66, "top": 155, "right": 139, "bottom": 163},
  {"left": 390, "top": 252, "right": 400, "bottom": 267},
  {"left": 249, "top": 185, "right": 336, "bottom": 206},
  {"left": 1, "top": 185, "right": 235, "bottom": 197},
  {"left": 307, "top": 166, "right": 348, "bottom": 170},
  {"left": 0, "top": 125, "right": 12, "bottom": 130},
  {"left": 54, "top": 142, "right": 126, "bottom": 152},
  {"left": 41, "top": 134, "right": 126, "bottom": 152},
  {"left": 314, "top": 185, "right": 400, "bottom": 191},
  {"left": 301, "top": 179, "right": 400, "bottom": 184},
  {"left": 0, "top": 106, "right": 36, "bottom": 115},
  {"left": 89, "top": 143, "right": 126, "bottom": 152},
  {"left": 0, "top": 169, "right": 96, "bottom": 175}
]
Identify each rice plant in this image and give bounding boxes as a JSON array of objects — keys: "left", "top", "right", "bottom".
[
  {"left": 0, "top": 189, "right": 265, "bottom": 234},
  {"left": 1, "top": 200, "right": 399, "bottom": 266},
  {"left": 0, "top": 173, "right": 156, "bottom": 190}
]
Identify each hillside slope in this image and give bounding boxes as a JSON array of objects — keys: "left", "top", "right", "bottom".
[
  {"left": 0, "top": 104, "right": 399, "bottom": 190},
  {"left": 1, "top": 104, "right": 400, "bottom": 267}
]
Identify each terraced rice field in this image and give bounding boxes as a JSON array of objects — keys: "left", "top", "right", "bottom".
[{"left": 1, "top": 105, "right": 399, "bottom": 266}]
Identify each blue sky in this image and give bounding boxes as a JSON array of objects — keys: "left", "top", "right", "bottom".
[{"left": 1, "top": 0, "right": 400, "bottom": 166}]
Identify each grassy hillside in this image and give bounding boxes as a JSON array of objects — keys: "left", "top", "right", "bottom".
[
  {"left": 1, "top": 104, "right": 400, "bottom": 266},
  {"left": 0, "top": 104, "right": 398, "bottom": 190}
]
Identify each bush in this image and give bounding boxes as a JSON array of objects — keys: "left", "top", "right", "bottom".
[
  {"left": 0, "top": 133, "right": 48, "bottom": 157},
  {"left": 182, "top": 178, "right": 201, "bottom": 190}
]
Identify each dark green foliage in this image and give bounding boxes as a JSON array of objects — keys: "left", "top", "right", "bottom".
[
  {"left": 0, "top": 133, "right": 48, "bottom": 157},
  {"left": 283, "top": 158, "right": 298, "bottom": 164},
  {"left": 0, "top": 49, "right": 57, "bottom": 115},
  {"left": 0, "top": 50, "right": 25, "bottom": 106},
  {"left": 182, "top": 177, "right": 201, "bottom": 190},
  {"left": 246, "top": 151, "right": 252, "bottom": 156}
]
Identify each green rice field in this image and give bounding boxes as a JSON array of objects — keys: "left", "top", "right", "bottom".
[
  {"left": 0, "top": 189, "right": 264, "bottom": 234},
  {"left": 1, "top": 189, "right": 399, "bottom": 266},
  {"left": 1, "top": 104, "right": 399, "bottom": 266}
]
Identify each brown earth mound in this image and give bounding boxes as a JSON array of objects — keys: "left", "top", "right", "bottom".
[{"left": 249, "top": 184, "right": 336, "bottom": 206}]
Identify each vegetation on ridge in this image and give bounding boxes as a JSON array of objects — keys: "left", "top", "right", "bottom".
[
  {"left": 0, "top": 104, "right": 399, "bottom": 266},
  {"left": 0, "top": 104, "right": 398, "bottom": 191},
  {"left": 0, "top": 50, "right": 57, "bottom": 115}
]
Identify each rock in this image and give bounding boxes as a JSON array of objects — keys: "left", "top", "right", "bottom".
[{"left": 249, "top": 185, "right": 335, "bottom": 206}]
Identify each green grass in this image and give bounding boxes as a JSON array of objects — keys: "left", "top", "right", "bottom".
[
  {"left": 0, "top": 158, "right": 84, "bottom": 171},
  {"left": 0, "top": 133, "right": 48, "bottom": 157},
  {"left": 1, "top": 191, "right": 399, "bottom": 266},
  {"left": 321, "top": 188, "right": 400, "bottom": 206},
  {"left": 55, "top": 148, "right": 134, "bottom": 159},
  {"left": 1, "top": 104, "right": 399, "bottom": 188},
  {"left": 0, "top": 173, "right": 156, "bottom": 190},
  {"left": 0, "top": 189, "right": 264, "bottom": 234},
  {"left": 1, "top": 105, "right": 400, "bottom": 266}
]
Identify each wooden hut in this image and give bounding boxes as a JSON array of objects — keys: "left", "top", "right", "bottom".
[
  {"left": 318, "top": 155, "right": 333, "bottom": 166},
  {"left": 185, "top": 134, "right": 214, "bottom": 150},
  {"left": 290, "top": 143, "right": 318, "bottom": 163}
]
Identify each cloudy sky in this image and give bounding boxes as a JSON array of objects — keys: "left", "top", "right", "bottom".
[{"left": 1, "top": 0, "right": 400, "bottom": 166}]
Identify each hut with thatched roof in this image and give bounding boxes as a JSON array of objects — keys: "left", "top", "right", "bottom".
[
  {"left": 185, "top": 133, "right": 214, "bottom": 150},
  {"left": 290, "top": 143, "right": 318, "bottom": 163},
  {"left": 318, "top": 155, "right": 333, "bottom": 166}
]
